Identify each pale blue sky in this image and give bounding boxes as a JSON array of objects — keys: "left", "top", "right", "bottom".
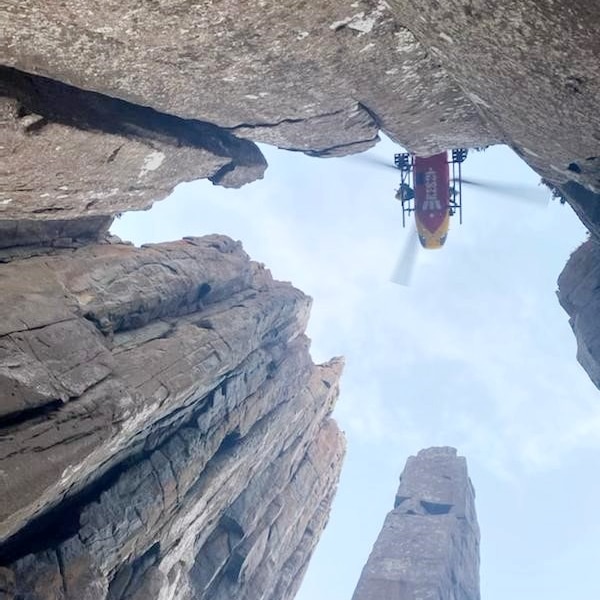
[{"left": 112, "top": 138, "right": 600, "bottom": 599}]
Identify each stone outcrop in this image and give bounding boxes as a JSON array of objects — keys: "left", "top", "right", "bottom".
[
  {"left": 352, "top": 447, "right": 479, "bottom": 600},
  {"left": 0, "top": 67, "right": 267, "bottom": 222},
  {"left": 389, "top": 0, "right": 600, "bottom": 191},
  {"left": 557, "top": 238, "right": 600, "bottom": 387},
  {"left": 0, "top": 0, "right": 498, "bottom": 158},
  {"left": 2, "top": 0, "right": 599, "bottom": 227},
  {"left": 0, "top": 235, "right": 345, "bottom": 600},
  {"left": 1, "top": 1, "right": 600, "bottom": 598}
]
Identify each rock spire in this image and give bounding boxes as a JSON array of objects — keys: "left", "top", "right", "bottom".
[{"left": 352, "top": 447, "right": 480, "bottom": 600}]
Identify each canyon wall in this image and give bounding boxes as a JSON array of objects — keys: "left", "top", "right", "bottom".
[{"left": 2, "top": 0, "right": 599, "bottom": 228}]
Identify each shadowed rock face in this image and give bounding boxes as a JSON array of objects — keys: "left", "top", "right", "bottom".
[
  {"left": 558, "top": 239, "right": 600, "bottom": 387},
  {"left": 1, "top": 0, "right": 500, "bottom": 160},
  {"left": 0, "top": 67, "right": 267, "bottom": 221},
  {"left": 2, "top": 0, "right": 600, "bottom": 225},
  {"left": 0, "top": 235, "right": 346, "bottom": 600},
  {"left": 389, "top": 0, "right": 600, "bottom": 192},
  {"left": 352, "top": 447, "right": 479, "bottom": 600},
  {"left": 1, "top": 1, "right": 600, "bottom": 598}
]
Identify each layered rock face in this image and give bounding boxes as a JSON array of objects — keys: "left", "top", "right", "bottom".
[
  {"left": 0, "top": 235, "right": 345, "bottom": 600},
  {"left": 1, "top": 1, "right": 599, "bottom": 598},
  {"left": 389, "top": 0, "right": 600, "bottom": 189},
  {"left": 1, "top": 0, "right": 505, "bottom": 227},
  {"left": 352, "top": 447, "right": 480, "bottom": 600},
  {"left": 1, "top": 0, "right": 498, "bottom": 158}
]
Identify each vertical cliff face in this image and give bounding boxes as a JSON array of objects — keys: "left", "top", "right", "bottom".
[
  {"left": 0, "top": 235, "right": 346, "bottom": 600},
  {"left": 2, "top": 0, "right": 598, "bottom": 238},
  {"left": 557, "top": 239, "right": 600, "bottom": 388},
  {"left": 2, "top": 1, "right": 600, "bottom": 598},
  {"left": 352, "top": 447, "right": 479, "bottom": 600}
]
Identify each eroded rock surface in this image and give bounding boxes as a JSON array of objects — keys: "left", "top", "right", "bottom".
[
  {"left": 2, "top": 0, "right": 600, "bottom": 226},
  {"left": 0, "top": 235, "right": 345, "bottom": 600},
  {"left": 1, "top": 1, "right": 599, "bottom": 598},
  {"left": 1, "top": 0, "right": 499, "bottom": 158},
  {"left": 557, "top": 238, "right": 600, "bottom": 387},
  {"left": 389, "top": 0, "right": 600, "bottom": 189},
  {"left": 0, "top": 67, "right": 267, "bottom": 221},
  {"left": 352, "top": 447, "right": 479, "bottom": 600}
]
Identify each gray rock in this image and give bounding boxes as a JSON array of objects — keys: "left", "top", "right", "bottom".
[
  {"left": 3, "top": 0, "right": 600, "bottom": 227},
  {"left": 0, "top": 567, "right": 15, "bottom": 600},
  {"left": 0, "top": 1, "right": 497, "bottom": 157},
  {"left": 352, "top": 447, "right": 480, "bottom": 600},
  {"left": 0, "top": 236, "right": 345, "bottom": 600},
  {"left": 2, "top": 2, "right": 600, "bottom": 599},
  {"left": 0, "top": 216, "right": 114, "bottom": 256},
  {"left": 387, "top": 0, "right": 600, "bottom": 194},
  {"left": 558, "top": 239, "right": 600, "bottom": 388},
  {"left": 0, "top": 67, "right": 267, "bottom": 221}
]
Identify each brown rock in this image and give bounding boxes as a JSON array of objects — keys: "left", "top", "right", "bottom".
[
  {"left": 3, "top": 0, "right": 600, "bottom": 228},
  {"left": 3, "top": 2, "right": 600, "bottom": 598},
  {"left": 0, "top": 1, "right": 498, "bottom": 157}
]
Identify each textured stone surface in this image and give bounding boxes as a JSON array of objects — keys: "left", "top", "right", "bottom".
[
  {"left": 0, "top": 0, "right": 499, "bottom": 157},
  {"left": 352, "top": 447, "right": 479, "bottom": 600},
  {"left": 4, "top": 0, "right": 600, "bottom": 181},
  {"left": 3, "top": 0, "right": 600, "bottom": 228},
  {"left": 1, "top": 2, "right": 600, "bottom": 598},
  {"left": 388, "top": 0, "right": 600, "bottom": 194},
  {"left": 0, "top": 67, "right": 267, "bottom": 220},
  {"left": 0, "top": 235, "right": 345, "bottom": 600},
  {"left": 0, "top": 216, "right": 114, "bottom": 261}
]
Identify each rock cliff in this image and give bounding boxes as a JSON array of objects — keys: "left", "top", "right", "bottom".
[
  {"left": 351, "top": 447, "right": 480, "bottom": 600},
  {"left": 0, "top": 235, "right": 345, "bottom": 600},
  {"left": 1, "top": 0, "right": 498, "bottom": 157},
  {"left": 0, "top": 66, "right": 267, "bottom": 223},
  {"left": 1, "top": 0, "right": 599, "bottom": 244}
]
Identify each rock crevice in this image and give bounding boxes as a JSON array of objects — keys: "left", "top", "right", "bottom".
[{"left": 0, "top": 66, "right": 267, "bottom": 222}]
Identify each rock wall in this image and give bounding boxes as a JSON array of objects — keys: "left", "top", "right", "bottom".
[
  {"left": 351, "top": 447, "right": 480, "bottom": 600},
  {"left": 389, "top": 0, "right": 600, "bottom": 190},
  {"left": 1, "top": 1, "right": 599, "bottom": 598},
  {"left": 557, "top": 238, "right": 600, "bottom": 388},
  {"left": 0, "top": 67, "right": 267, "bottom": 222},
  {"left": 0, "top": 235, "right": 345, "bottom": 600},
  {"left": 0, "top": 0, "right": 498, "bottom": 158},
  {"left": 2, "top": 0, "right": 599, "bottom": 226}
]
